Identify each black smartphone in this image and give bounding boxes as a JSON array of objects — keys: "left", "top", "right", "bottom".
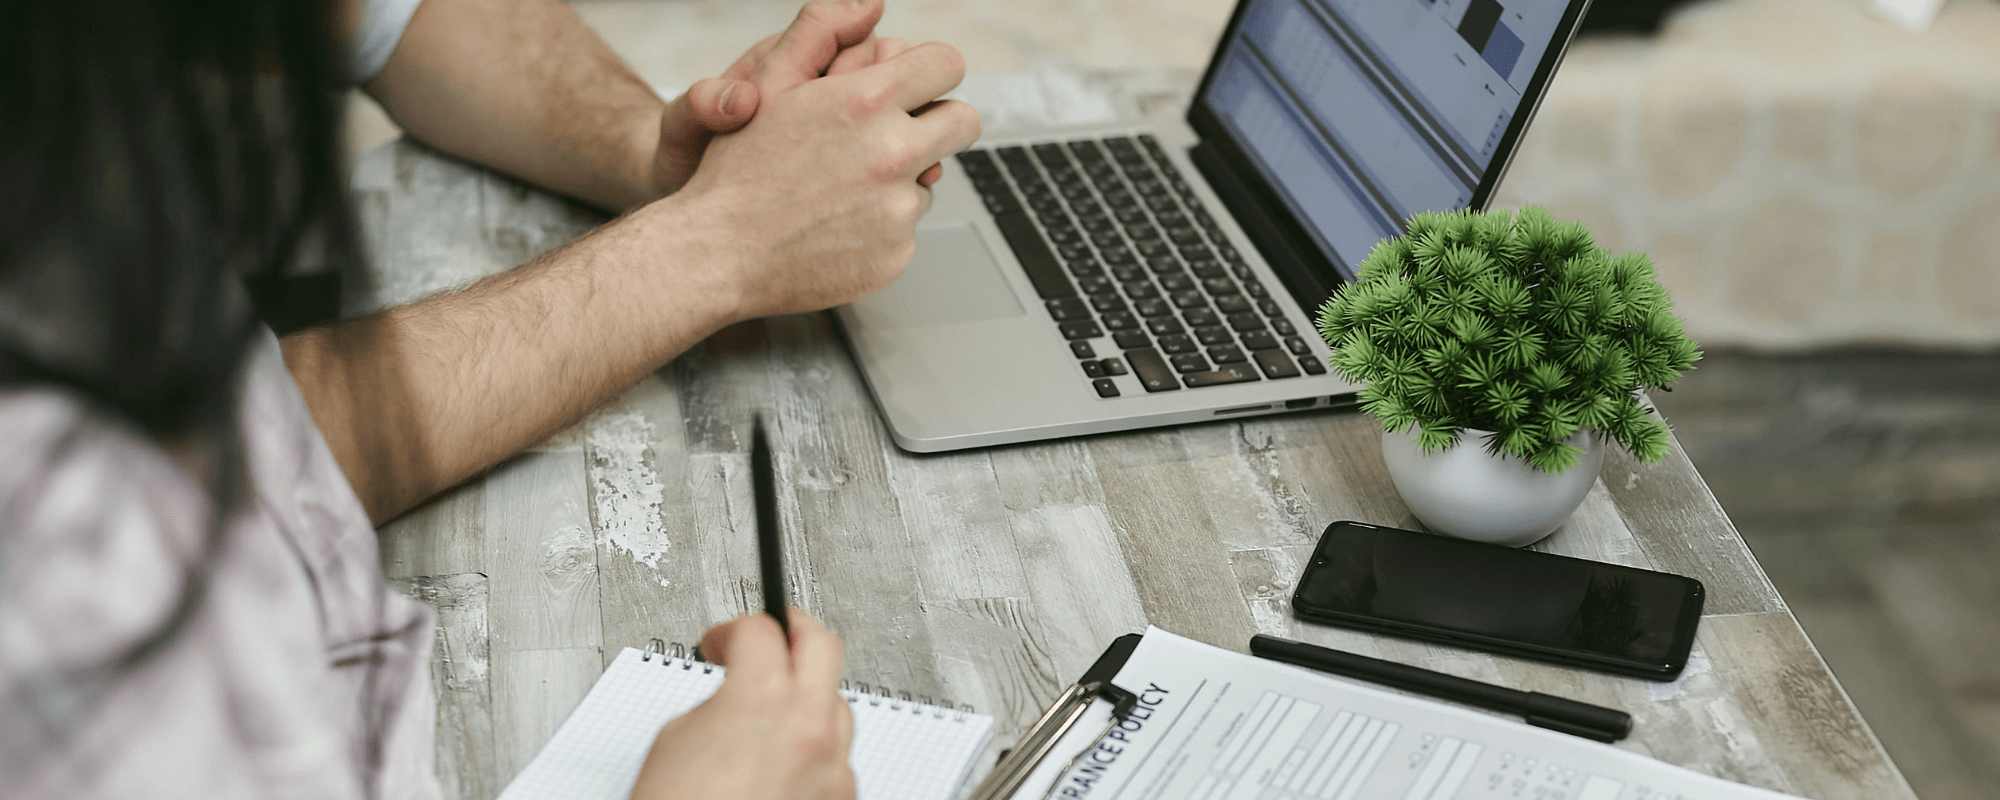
[{"left": 1291, "top": 521, "right": 1705, "bottom": 680}]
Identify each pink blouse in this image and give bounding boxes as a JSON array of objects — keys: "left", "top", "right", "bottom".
[{"left": 0, "top": 333, "right": 442, "bottom": 800}]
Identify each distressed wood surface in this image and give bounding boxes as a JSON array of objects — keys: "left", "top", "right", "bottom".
[
  {"left": 360, "top": 73, "right": 1915, "bottom": 800},
  {"left": 390, "top": 574, "right": 495, "bottom": 800}
]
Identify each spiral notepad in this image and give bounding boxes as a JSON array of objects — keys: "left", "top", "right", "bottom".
[{"left": 497, "top": 642, "right": 996, "bottom": 800}]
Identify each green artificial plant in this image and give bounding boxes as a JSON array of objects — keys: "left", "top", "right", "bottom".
[{"left": 1315, "top": 206, "right": 1701, "bottom": 473}]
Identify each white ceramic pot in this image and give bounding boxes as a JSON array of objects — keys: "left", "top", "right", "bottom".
[{"left": 1380, "top": 427, "right": 1606, "bottom": 548}]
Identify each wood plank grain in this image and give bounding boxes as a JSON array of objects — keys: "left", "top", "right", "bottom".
[
  {"left": 351, "top": 176, "right": 390, "bottom": 291},
  {"left": 1533, "top": 480, "right": 1657, "bottom": 568},
  {"left": 972, "top": 439, "right": 1152, "bottom": 765},
  {"left": 483, "top": 451, "right": 602, "bottom": 651},
  {"left": 472, "top": 167, "right": 601, "bottom": 271},
  {"left": 1602, "top": 438, "right": 1783, "bottom": 616},
  {"left": 348, "top": 138, "right": 598, "bottom": 315},
  {"left": 987, "top": 441, "right": 1150, "bottom": 678},
  {"left": 1242, "top": 412, "right": 1427, "bottom": 535},
  {"left": 1788, "top": 603, "right": 1998, "bottom": 800},
  {"left": 766, "top": 313, "right": 942, "bottom": 694},
  {"left": 607, "top": 317, "right": 783, "bottom": 653},
  {"left": 1087, "top": 429, "right": 1257, "bottom": 650},
  {"left": 670, "top": 321, "right": 774, "bottom": 456},
  {"left": 352, "top": 141, "right": 513, "bottom": 313},
  {"left": 686, "top": 451, "right": 763, "bottom": 626},
  {"left": 380, "top": 483, "right": 484, "bottom": 580},
  {"left": 394, "top": 574, "right": 498, "bottom": 800},
  {"left": 667, "top": 317, "right": 804, "bottom": 627},
  {"left": 489, "top": 647, "right": 605, "bottom": 784},
  {"left": 1176, "top": 421, "right": 1317, "bottom": 550},
  {"left": 921, "top": 596, "right": 1064, "bottom": 739},
  {"left": 882, "top": 447, "right": 1029, "bottom": 604},
  {"left": 1225, "top": 545, "right": 1312, "bottom": 637},
  {"left": 1636, "top": 611, "right": 1917, "bottom": 799},
  {"left": 586, "top": 375, "right": 714, "bottom": 661}
]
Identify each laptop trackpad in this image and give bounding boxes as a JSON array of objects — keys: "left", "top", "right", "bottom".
[{"left": 866, "top": 222, "right": 1025, "bottom": 329}]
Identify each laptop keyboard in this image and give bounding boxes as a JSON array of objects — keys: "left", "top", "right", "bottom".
[{"left": 954, "top": 135, "right": 1327, "bottom": 398}]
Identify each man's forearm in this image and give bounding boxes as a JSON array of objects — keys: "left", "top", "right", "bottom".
[
  {"left": 364, "top": 0, "right": 665, "bottom": 211},
  {"left": 306, "top": 0, "right": 965, "bottom": 523},
  {"left": 283, "top": 196, "right": 741, "bottom": 523}
]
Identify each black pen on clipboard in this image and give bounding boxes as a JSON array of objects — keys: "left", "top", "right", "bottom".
[
  {"left": 1250, "top": 635, "right": 1632, "bottom": 742},
  {"left": 752, "top": 415, "right": 790, "bottom": 639}
]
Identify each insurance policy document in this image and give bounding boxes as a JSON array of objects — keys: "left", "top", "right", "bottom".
[{"left": 1013, "top": 627, "right": 1797, "bottom": 800}]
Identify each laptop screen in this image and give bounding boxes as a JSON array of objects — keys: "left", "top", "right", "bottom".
[{"left": 1197, "top": 0, "right": 1579, "bottom": 276}]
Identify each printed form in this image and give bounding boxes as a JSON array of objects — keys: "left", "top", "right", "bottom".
[{"left": 1010, "top": 628, "right": 1799, "bottom": 800}]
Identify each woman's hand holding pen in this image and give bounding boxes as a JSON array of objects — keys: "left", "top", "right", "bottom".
[{"left": 630, "top": 610, "right": 856, "bottom": 800}]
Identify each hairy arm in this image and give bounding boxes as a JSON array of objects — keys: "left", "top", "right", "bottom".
[
  {"left": 291, "top": 2, "right": 975, "bottom": 523},
  {"left": 281, "top": 194, "right": 741, "bottom": 523},
  {"left": 356, "top": 0, "right": 676, "bottom": 210},
  {"left": 353, "top": 0, "right": 913, "bottom": 209}
]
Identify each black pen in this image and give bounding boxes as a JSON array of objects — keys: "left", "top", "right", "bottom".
[
  {"left": 751, "top": 415, "right": 790, "bottom": 639},
  {"left": 1249, "top": 634, "right": 1632, "bottom": 743}
]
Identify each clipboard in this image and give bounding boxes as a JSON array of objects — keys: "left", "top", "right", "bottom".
[
  {"left": 965, "top": 634, "right": 1143, "bottom": 800},
  {"left": 966, "top": 627, "right": 1803, "bottom": 800}
]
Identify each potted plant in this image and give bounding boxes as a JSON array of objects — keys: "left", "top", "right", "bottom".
[{"left": 1315, "top": 206, "right": 1701, "bottom": 547}]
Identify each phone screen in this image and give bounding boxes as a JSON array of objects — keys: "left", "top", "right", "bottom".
[{"left": 1292, "top": 522, "right": 1704, "bottom": 678}]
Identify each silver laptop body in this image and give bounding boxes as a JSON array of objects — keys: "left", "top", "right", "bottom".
[{"left": 838, "top": 0, "right": 1595, "bottom": 452}]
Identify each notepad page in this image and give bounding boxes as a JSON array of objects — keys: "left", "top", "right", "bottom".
[
  {"left": 496, "top": 648, "right": 724, "bottom": 800},
  {"left": 497, "top": 647, "right": 996, "bottom": 800},
  {"left": 846, "top": 687, "right": 996, "bottom": 800}
]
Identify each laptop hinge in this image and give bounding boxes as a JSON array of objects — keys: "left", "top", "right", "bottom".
[{"left": 1187, "top": 141, "right": 1344, "bottom": 316}]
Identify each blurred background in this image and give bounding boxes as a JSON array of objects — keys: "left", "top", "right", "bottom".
[{"left": 345, "top": 0, "right": 2000, "bottom": 796}]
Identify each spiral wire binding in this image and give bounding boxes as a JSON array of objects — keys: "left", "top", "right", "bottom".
[
  {"left": 833, "top": 678, "right": 972, "bottom": 720},
  {"left": 641, "top": 640, "right": 715, "bottom": 674},
  {"left": 647, "top": 644, "right": 974, "bottom": 719}
]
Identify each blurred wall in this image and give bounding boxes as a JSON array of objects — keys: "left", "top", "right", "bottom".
[{"left": 1494, "top": 0, "right": 2000, "bottom": 350}]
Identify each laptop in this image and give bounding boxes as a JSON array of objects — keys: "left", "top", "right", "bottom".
[{"left": 837, "top": 0, "right": 1595, "bottom": 452}]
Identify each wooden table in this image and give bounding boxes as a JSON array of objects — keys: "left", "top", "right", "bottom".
[{"left": 356, "top": 72, "right": 1916, "bottom": 800}]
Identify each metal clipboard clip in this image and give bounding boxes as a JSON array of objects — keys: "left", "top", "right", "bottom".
[{"left": 965, "top": 680, "right": 1139, "bottom": 800}]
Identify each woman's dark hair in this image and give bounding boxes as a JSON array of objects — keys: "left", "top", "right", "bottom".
[
  {"left": 2, "top": 0, "right": 355, "bottom": 430},
  {"left": 0, "top": 0, "right": 361, "bottom": 754}
]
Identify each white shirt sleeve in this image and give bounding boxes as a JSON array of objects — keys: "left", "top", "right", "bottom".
[{"left": 344, "top": 0, "right": 426, "bottom": 84}]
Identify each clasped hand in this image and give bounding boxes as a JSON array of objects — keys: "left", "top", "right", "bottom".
[
  {"left": 652, "top": 0, "right": 959, "bottom": 194},
  {"left": 644, "top": 0, "right": 979, "bottom": 322}
]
